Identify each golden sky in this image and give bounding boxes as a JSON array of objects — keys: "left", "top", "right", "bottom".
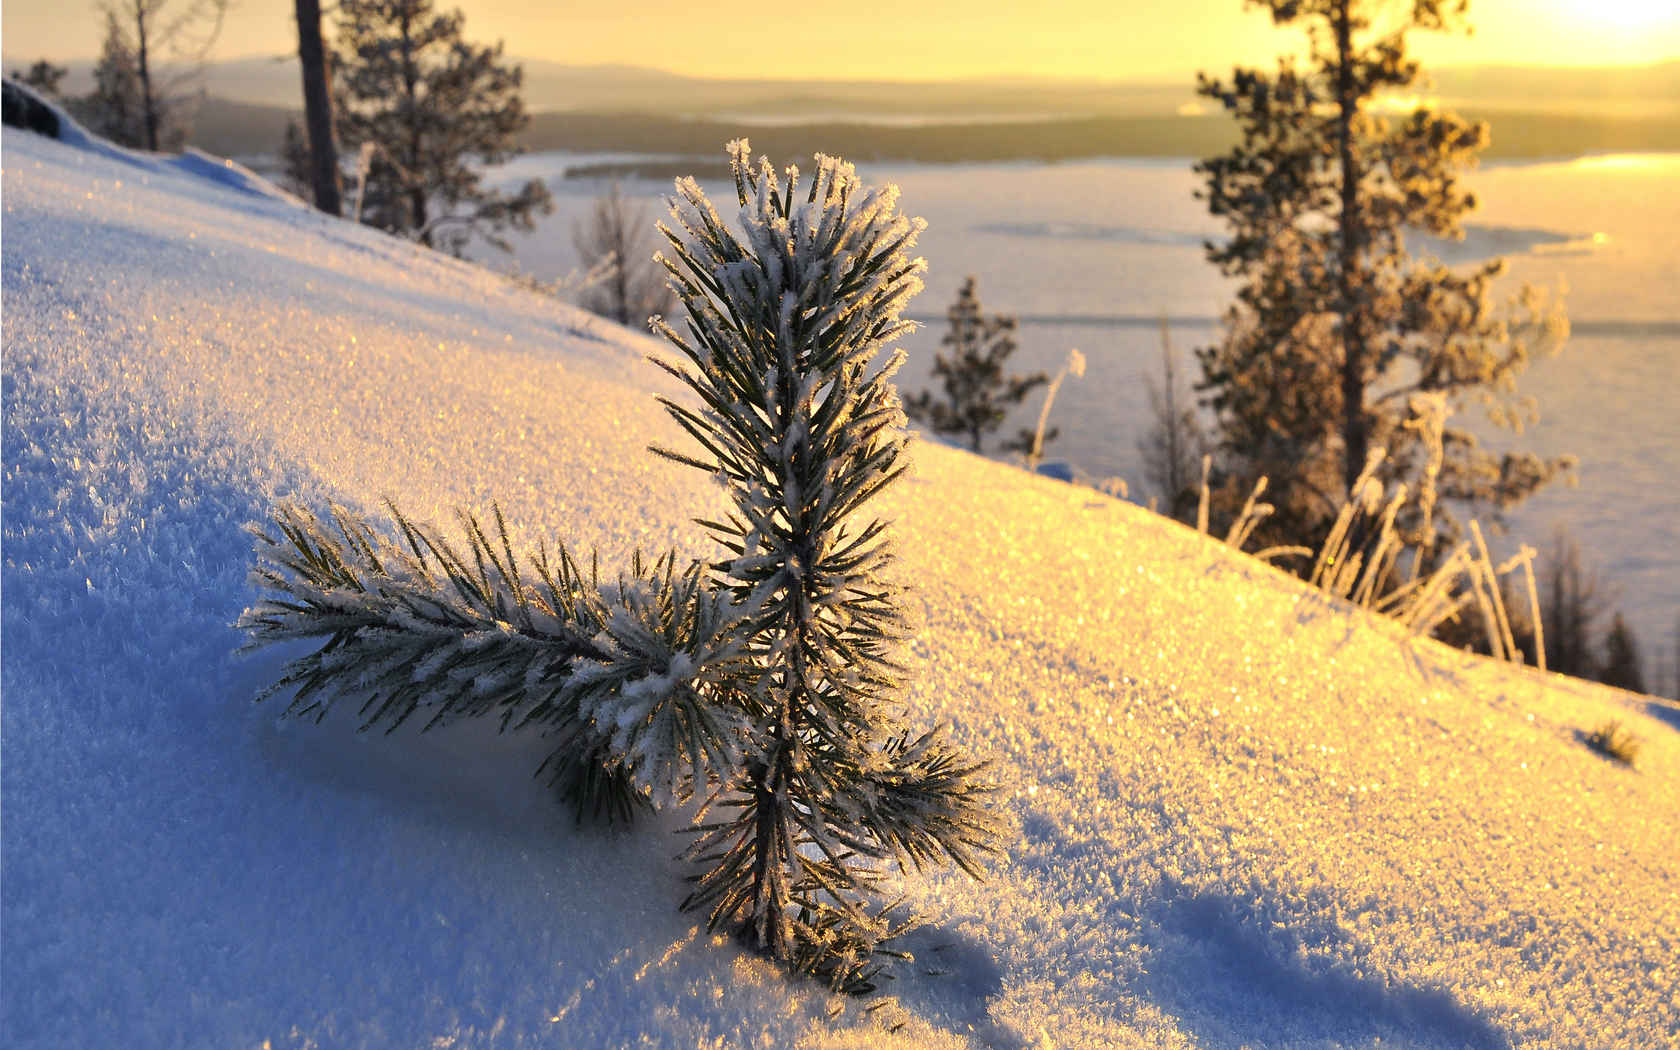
[{"left": 3, "top": 0, "right": 1677, "bottom": 79}]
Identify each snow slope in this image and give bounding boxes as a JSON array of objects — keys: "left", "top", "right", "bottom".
[{"left": 3, "top": 123, "right": 1677, "bottom": 1050}]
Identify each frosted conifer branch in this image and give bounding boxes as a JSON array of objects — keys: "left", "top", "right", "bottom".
[
  {"left": 652, "top": 141, "right": 999, "bottom": 985},
  {"left": 238, "top": 501, "right": 747, "bottom": 821}
]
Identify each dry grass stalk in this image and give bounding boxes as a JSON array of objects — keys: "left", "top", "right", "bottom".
[
  {"left": 1224, "top": 476, "right": 1273, "bottom": 551},
  {"left": 1583, "top": 719, "right": 1641, "bottom": 766},
  {"left": 1196, "top": 454, "right": 1212, "bottom": 536}
]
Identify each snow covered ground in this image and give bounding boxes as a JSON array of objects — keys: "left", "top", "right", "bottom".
[{"left": 3, "top": 123, "right": 1677, "bottom": 1049}]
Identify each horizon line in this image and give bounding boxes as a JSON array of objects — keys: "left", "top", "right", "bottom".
[{"left": 7, "top": 53, "right": 1678, "bottom": 87}]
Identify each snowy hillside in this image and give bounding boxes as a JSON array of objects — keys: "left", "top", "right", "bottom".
[{"left": 3, "top": 122, "right": 1677, "bottom": 1050}]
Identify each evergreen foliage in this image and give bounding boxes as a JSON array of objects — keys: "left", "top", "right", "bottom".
[
  {"left": 1540, "top": 527, "right": 1604, "bottom": 680},
  {"left": 573, "top": 182, "right": 677, "bottom": 327},
  {"left": 650, "top": 141, "right": 999, "bottom": 984},
  {"left": 1599, "top": 613, "right": 1645, "bottom": 694},
  {"left": 239, "top": 142, "right": 999, "bottom": 992},
  {"left": 9, "top": 60, "right": 68, "bottom": 98},
  {"left": 77, "top": 13, "right": 153, "bottom": 149},
  {"left": 1194, "top": 0, "right": 1573, "bottom": 555},
  {"left": 331, "top": 0, "right": 552, "bottom": 254},
  {"left": 238, "top": 503, "right": 746, "bottom": 822},
  {"left": 81, "top": 0, "right": 228, "bottom": 152},
  {"left": 904, "top": 277, "right": 1046, "bottom": 453},
  {"left": 1140, "top": 317, "right": 1211, "bottom": 522}
]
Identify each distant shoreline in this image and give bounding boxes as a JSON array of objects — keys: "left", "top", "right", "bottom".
[
  {"left": 899, "top": 314, "right": 1680, "bottom": 339},
  {"left": 189, "top": 97, "right": 1680, "bottom": 167},
  {"left": 519, "top": 111, "right": 1680, "bottom": 165}
]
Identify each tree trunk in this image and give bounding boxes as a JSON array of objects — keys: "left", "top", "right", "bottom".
[
  {"left": 398, "top": 9, "right": 429, "bottom": 243},
  {"left": 294, "top": 0, "right": 342, "bottom": 216},
  {"left": 134, "top": 4, "right": 159, "bottom": 152},
  {"left": 612, "top": 228, "right": 631, "bottom": 325},
  {"left": 608, "top": 186, "right": 631, "bottom": 323},
  {"left": 746, "top": 752, "right": 792, "bottom": 960},
  {"left": 1333, "top": 0, "right": 1368, "bottom": 492}
]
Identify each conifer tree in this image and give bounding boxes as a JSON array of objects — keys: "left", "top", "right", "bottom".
[
  {"left": 238, "top": 142, "right": 999, "bottom": 991},
  {"left": 1541, "top": 527, "right": 1603, "bottom": 680},
  {"left": 650, "top": 142, "right": 998, "bottom": 982},
  {"left": 88, "top": 0, "right": 229, "bottom": 152},
  {"left": 10, "top": 60, "right": 68, "bottom": 98},
  {"left": 1599, "top": 613, "right": 1645, "bottom": 694},
  {"left": 1195, "top": 0, "right": 1573, "bottom": 552},
  {"left": 77, "top": 13, "right": 150, "bottom": 149},
  {"left": 331, "top": 0, "right": 552, "bottom": 254},
  {"left": 1139, "top": 316, "right": 1211, "bottom": 522},
  {"left": 573, "top": 182, "right": 676, "bottom": 327},
  {"left": 905, "top": 277, "right": 1046, "bottom": 453}
]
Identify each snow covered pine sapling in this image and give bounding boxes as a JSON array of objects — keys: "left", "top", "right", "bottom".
[
  {"left": 237, "top": 141, "right": 1000, "bottom": 992},
  {"left": 649, "top": 141, "right": 1001, "bottom": 985}
]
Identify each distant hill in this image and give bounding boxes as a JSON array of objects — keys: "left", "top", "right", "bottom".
[
  {"left": 13, "top": 54, "right": 1675, "bottom": 163},
  {"left": 183, "top": 96, "right": 1679, "bottom": 166},
  {"left": 1431, "top": 62, "right": 1680, "bottom": 118},
  {"left": 11, "top": 55, "right": 1677, "bottom": 121}
]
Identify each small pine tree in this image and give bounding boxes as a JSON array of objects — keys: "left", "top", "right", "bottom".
[
  {"left": 1600, "top": 613, "right": 1645, "bottom": 694},
  {"left": 651, "top": 142, "right": 999, "bottom": 982},
  {"left": 905, "top": 277, "right": 1046, "bottom": 453},
  {"left": 10, "top": 60, "right": 68, "bottom": 98},
  {"left": 278, "top": 120, "right": 316, "bottom": 204},
  {"left": 1542, "top": 527, "right": 1604, "bottom": 680},
  {"left": 77, "top": 13, "right": 150, "bottom": 149},
  {"left": 238, "top": 142, "right": 999, "bottom": 992},
  {"left": 332, "top": 0, "right": 552, "bottom": 255},
  {"left": 1139, "top": 315, "right": 1210, "bottom": 522},
  {"left": 573, "top": 182, "right": 676, "bottom": 327}
]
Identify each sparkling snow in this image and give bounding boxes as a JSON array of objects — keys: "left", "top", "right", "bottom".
[{"left": 3, "top": 124, "right": 1676, "bottom": 1049}]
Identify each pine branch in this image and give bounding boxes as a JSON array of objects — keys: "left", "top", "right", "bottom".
[
  {"left": 655, "top": 141, "right": 1002, "bottom": 984},
  {"left": 238, "top": 501, "right": 747, "bottom": 818}
]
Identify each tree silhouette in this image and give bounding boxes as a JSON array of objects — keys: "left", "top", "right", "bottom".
[
  {"left": 904, "top": 277, "right": 1045, "bottom": 453},
  {"left": 1195, "top": 0, "right": 1573, "bottom": 552},
  {"left": 332, "top": 0, "right": 551, "bottom": 254}
]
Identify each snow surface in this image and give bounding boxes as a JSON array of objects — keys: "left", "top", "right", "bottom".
[{"left": 3, "top": 124, "right": 1677, "bottom": 1050}]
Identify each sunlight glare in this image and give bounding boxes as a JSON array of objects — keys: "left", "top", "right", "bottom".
[
  {"left": 1572, "top": 153, "right": 1680, "bottom": 172},
  {"left": 1550, "top": 0, "right": 1680, "bottom": 31}
]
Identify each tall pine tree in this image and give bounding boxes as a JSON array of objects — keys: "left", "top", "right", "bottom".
[
  {"left": 1195, "top": 0, "right": 1573, "bottom": 552},
  {"left": 331, "top": 0, "right": 552, "bottom": 254},
  {"left": 88, "top": 0, "right": 229, "bottom": 152}
]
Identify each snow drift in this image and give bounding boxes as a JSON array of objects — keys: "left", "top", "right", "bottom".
[{"left": 3, "top": 121, "right": 1676, "bottom": 1050}]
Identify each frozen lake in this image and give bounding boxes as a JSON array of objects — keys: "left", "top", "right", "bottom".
[{"left": 478, "top": 152, "right": 1680, "bottom": 666}]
